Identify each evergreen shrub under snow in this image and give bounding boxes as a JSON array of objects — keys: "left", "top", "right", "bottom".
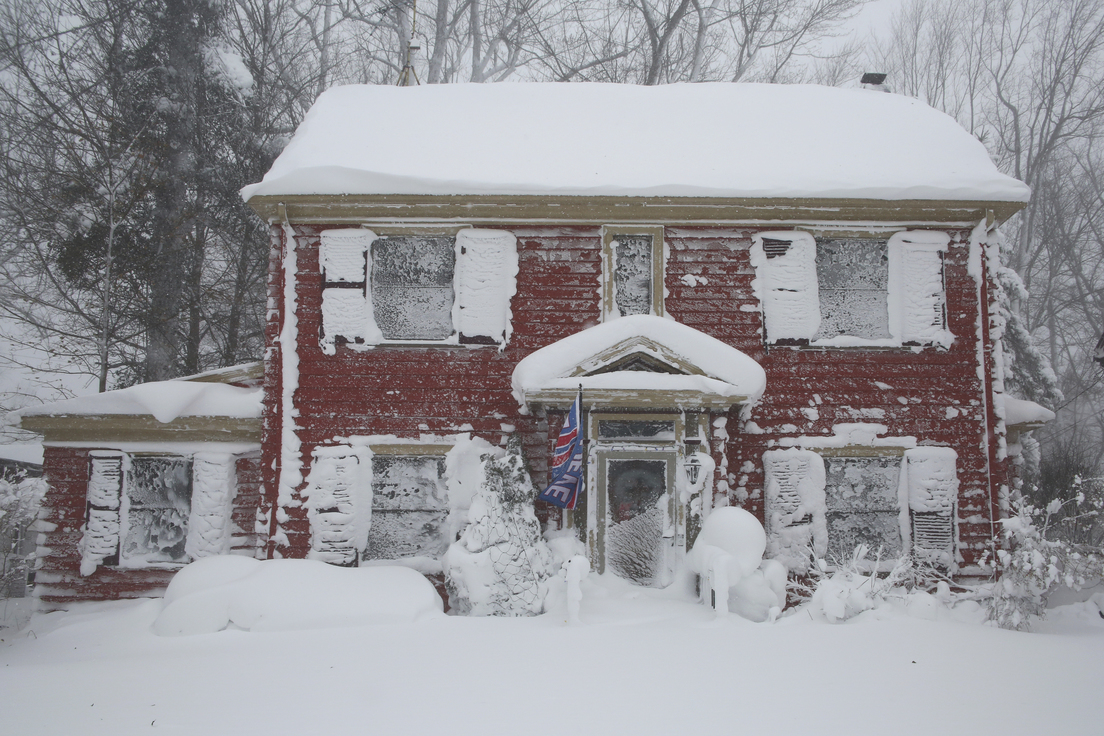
[{"left": 444, "top": 435, "right": 554, "bottom": 616}]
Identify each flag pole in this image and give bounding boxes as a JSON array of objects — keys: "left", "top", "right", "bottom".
[{"left": 578, "top": 382, "right": 586, "bottom": 520}]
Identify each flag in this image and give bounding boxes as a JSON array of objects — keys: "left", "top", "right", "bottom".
[{"left": 539, "top": 391, "right": 584, "bottom": 509}]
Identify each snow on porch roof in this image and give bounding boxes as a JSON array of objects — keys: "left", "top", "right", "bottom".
[
  {"left": 512, "top": 315, "right": 766, "bottom": 408},
  {"left": 242, "top": 82, "right": 1030, "bottom": 203},
  {"left": 13, "top": 365, "right": 262, "bottom": 424}
]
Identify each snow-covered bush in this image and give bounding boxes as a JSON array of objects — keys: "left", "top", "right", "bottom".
[
  {"left": 0, "top": 473, "right": 47, "bottom": 600},
  {"left": 686, "top": 506, "right": 787, "bottom": 622},
  {"left": 984, "top": 495, "right": 1104, "bottom": 631},
  {"left": 444, "top": 435, "right": 554, "bottom": 616},
  {"left": 806, "top": 546, "right": 916, "bottom": 623}
]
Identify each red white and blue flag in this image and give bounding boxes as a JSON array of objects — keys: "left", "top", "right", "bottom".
[{"left": 539, "top": 392, "right": 584, "bottom": 509}]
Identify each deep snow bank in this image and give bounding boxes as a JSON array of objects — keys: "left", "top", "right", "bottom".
[{"left": 152, "top": 556, "right": 444, "bottom": 635}]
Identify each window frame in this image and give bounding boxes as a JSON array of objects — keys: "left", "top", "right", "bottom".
[
  {"left": 601, "top": 224, "right": 666, "bottom": 320},
  {"left": 364, "top": 445, "right": 451, "bottom": 564},
  {"left": 763, "top": 444, "right": 958, "bottom": 572},
  {"left": 751, "top": 229, "right": 952, "bottom": 349},
  {"left": 82, "top": 451, "right": 198, "bottom": 572},
  {"left": 318, "top": 225, "right": 518, "bottom": 351}
]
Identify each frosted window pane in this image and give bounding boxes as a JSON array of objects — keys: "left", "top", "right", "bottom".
[
  {"left": 824, "top": 457, "right": 901, "bottom": 560},
  {"left": 612, "top": 235, "right": 653, "bottom": 316},
  {"left": 597, "top": 420, "right": 675, "bottom": 440},
  {"left": 366, "top": 456, "right": 448, "bottom": 561},
  {"left": 814, "top": 238, "right": 890, "bottom": 340},
  {"left": 606, "top": 458, "right": 666, "bottom": 585},
  {"left": 373, "top": 287, "right": 454, "bottom": 340},
  {"left": 124, "top": 457, "right": 192, "bottom": 563},
  {"left": 372, "top": 237, "right": 455, "bottom": 340},
  {"left": 824, "top": 456, "right": 900, "bottom": 513}
]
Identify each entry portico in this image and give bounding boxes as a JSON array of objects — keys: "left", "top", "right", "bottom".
[{"left": 513, "top": 315, "right": 766, "bottom": 585}]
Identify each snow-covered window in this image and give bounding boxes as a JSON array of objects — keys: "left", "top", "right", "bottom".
[
  {"left": 318, "top": 228, "right": 518, "bottom": 351},
  {"left": 765, "top": 448, "right": 960, "bottom": 571},
  {"left": 814, "top": 238, "right": 891, "bottom": 341},
  {"left": 373, "top": 236, "right": 456, "bottom": 341},
  {"left": 751, "top": 231, "right": 951, "bottom": 347},
  {"left": 823, "top": 456, "right": 902, "bottom": 561},
  {"left": 81, "top": 451, "right": 245, "bottom": 574},
  {"left": 602, "top": 225, "right": 665, "bottom": 319},
  {"left": 366, "top": 455, "right": 449, "bottom": 561},
  {"left": 121, "top": 457, "right": 193, "bottom": 566}
]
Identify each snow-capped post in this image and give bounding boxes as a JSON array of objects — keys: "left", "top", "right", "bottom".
[
  {"left": 444, "top": 434, "right": 554, "bottom": 615},
  {"left": 564, "top": 555, "right": 590, "bottom": 625}
]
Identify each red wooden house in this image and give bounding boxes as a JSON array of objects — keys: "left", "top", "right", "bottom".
[{"left": 19, "top": 82, "right": 1052, "bottom": 607}]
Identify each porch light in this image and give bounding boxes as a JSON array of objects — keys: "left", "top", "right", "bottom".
[{"left": 684, "top": 453, "right": 702, "bottom": 486}]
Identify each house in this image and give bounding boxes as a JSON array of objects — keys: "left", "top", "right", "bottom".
[{"left": 19, "top": 82, "right": 1048, "bottom": 608}]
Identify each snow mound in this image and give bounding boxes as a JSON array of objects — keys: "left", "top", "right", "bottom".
[
  {"left": 153, "top": 556, "right": 444, "bottom": 636},
  {"left": 686, "top": 507, "right": 787, "bottom": 622}
]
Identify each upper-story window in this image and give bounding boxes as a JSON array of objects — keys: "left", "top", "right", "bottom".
[
  {"left": 601, "top": 225, "right": 665, "bottom": 319},
  {"left": 318, "top": 227, "right": 518, "bottom": 352},
  {"left": 751, "top": 230, "right": 952, "bottom": 348},
  {"left": 372, "top": 236, "right": 455, "bottom": 341}
]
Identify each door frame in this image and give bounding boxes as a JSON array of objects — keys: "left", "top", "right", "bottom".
[{"left": 575, "top": 410, "right": 710, "bottom": 582}]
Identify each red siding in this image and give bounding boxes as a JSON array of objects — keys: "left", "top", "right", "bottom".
[{"left": 265, "top": 222, "right": 1007, "bottom": 569}]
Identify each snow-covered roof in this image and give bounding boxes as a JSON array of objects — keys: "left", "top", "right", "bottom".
[
  {"left": 14, "top": 375, "right": 262, "bottom": 423},
  {"left": 243, "top": 83, "right": 1029, "bottom": 203},
  {"left": 1003, "top": 397, "right": 1056, "bottom": 428},
  {"left": 512, "top": 315, "right": 766, "bottom": 407}
]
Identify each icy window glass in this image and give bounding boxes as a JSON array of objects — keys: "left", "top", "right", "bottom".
[
  {"left": 366, "top": 455, "right": 448, "bottom": 560},
  {"left": 597, "top": 420, "right": 676, "bottom": 440},
  {"left": 123, "top": 457, "right": 192, "bottom": 564},
  {"left": 814, "top": 238, "right": 890, "bottom": 340},
  {"left": 612, "top": 235, "right": 653, "bottom": 316},
  {"left": 372, "top": 236, "right": 455, "bottom": 340},
  {"left": 606, "top": 458, "right": 667, "bottom": 585},
  {"left": 824, "top": 456, "right": 902, "bottom": 561}
]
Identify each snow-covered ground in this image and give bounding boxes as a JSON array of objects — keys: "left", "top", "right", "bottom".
[{"left": 2, "top": 569, "right": 1101, "bottom": 736}]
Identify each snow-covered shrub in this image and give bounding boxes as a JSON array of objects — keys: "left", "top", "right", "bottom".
[
  {"left": 0, "top": 473, "right": 47, "bottom": 600},
  {"left": 687, "top": 506, "right": 787, "bottom": 622},
  {"left": 806, "top": 546, "right": 914, "bottom": 623},
  {"left": 984, "top": 495, "right": 1104, "bottom": 631},
  {"left": 444, "top": 435, "right": 554, "bottom": 616}
]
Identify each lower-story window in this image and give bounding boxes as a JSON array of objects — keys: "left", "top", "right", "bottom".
[
  {"left": 303, "top": 445, "right": 450, "bottom": 566},
  {"left": 824, "top": 456, "right": 903, "bottom": 562},
  {"left": 366, "top": 455, "right": 449, "bottom": 561},
  {"left": 763, "top": 447, "right": 958, "bottom": 572},
  {"left": 80, "top": 451, "right": 240, "bottom": 575}
]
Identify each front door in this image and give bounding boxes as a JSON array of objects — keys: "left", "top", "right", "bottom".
[{"left": 601, "top": 452, "right": 674, "bottom": 586}]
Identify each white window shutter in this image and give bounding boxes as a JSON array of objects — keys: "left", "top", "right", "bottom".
[
  {"left": 454, "top": 229, "right": 518, "bottom": 346},
  {"left": 81, "top": 452, "right": 125, "bottom": 575},
  {"left": 318, "top": 228, "right": 381, "bottom": 353},
  {"left": 186, "top": 453, "right": 237, "bottom": 559},
  {"left": 304, "top": 445, "right": 372, "bottom": 566},
  {"left": 888, "top": 231, "right": 951, "bottom": 345},
  {"left": 751, "top": 232, "right": 820, "bottom": 342},
  {"left": 903, "top": 447, "right": 958, "bottom": 566},
  {"left": 763, "top": 449, "right": 827, "bottom": 573}
]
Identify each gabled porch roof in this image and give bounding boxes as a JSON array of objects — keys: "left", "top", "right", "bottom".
[{"left": 511, "top": 316, "right": 766, "bottom": 411}]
